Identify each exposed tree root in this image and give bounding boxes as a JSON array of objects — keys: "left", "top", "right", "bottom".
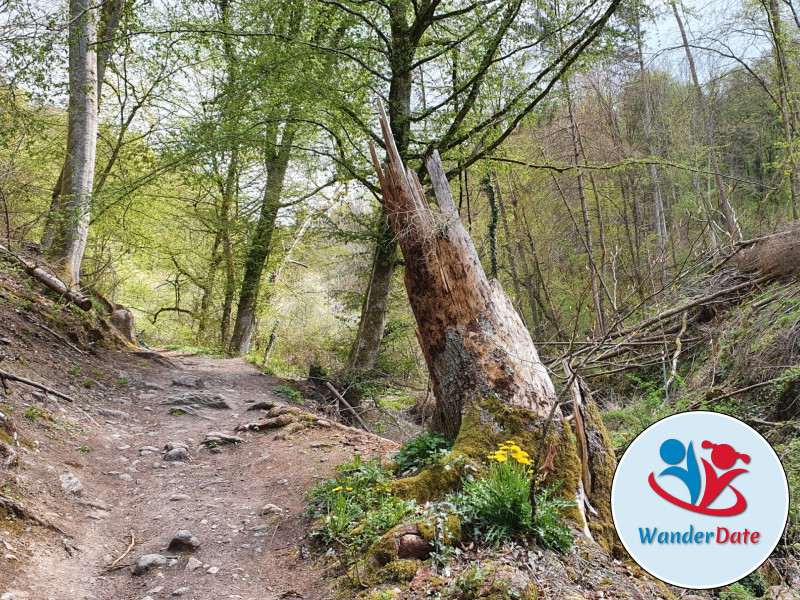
[{"left": 0, "top": 493, "right": 69, "bottom": 536}]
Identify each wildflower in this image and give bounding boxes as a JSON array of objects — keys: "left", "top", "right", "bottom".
[
  {"left": 331, "top": 486, "right": 343, "bottom": 492},
  {"left": 346, "top": 487, "right": 353, "bottom": 491}
]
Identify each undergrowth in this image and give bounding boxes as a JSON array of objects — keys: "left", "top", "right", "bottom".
[{"left": 394, "top": 431, "right": 453, "bottom": 476}]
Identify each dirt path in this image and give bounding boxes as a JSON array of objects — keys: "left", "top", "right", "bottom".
[{"left": 2, "top": 350, "right": 395, "bottom": 600}]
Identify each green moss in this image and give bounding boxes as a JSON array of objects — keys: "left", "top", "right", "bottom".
[
  {"left": 581, "top": 399, "right": 622, "bottom": 556},
  {"left": 418, "top": 514, "right": 461, "bottom": 546},
  {"left": 381, "top": 559, "right": 420, "bottom": 582}
]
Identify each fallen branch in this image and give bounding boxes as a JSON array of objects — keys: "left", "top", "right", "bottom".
[
  {"left": 108, "top": 530, "right": 135, "bottom": 568},
  {"left": 747, "top": 418, "right": 800, "bottom": 432},
  {"left": 28, "top": 318, "right": 87, "bottom": 356},
  {"left": 0, "top": 244, "right": 92, "bottom": 311},
  {"left": 325, "top": 381, "right": 373, "bottom": 434},
  {"left": 611, "top": 275, "right": 773, "bottom": 339},
  {"left": 0, "top": 368, "right": 75, "bottom": 402}
]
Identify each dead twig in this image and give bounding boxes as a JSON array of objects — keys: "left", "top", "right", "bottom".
[
  {"left": 108, "top": 530, "right": 135, "bottom": 568},
  {"left": 324, "top": 381, "right": 373, "bottom": 434}
]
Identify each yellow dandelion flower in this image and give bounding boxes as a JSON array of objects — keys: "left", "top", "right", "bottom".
[
  {"left": 331, "top": 486, "right": 343, "bottom": 492},
  {"left": 346, "top": 487, "right": 353, "bottom": 491},
  {"left": 505, "top": 440, "right": 516, "bottom": 445},
  {"left": 494, "top": 454, "right": 508, "bottom": 463}
]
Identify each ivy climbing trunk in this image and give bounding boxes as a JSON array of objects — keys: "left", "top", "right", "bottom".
[{"left": 228, "top": 128, "right": 296, "bottom": 356}]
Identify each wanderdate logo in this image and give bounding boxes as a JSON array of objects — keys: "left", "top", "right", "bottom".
[
  {"left": 648, "top": 438, "right": 749, "bottom": 516},
  {"left": 611, "top": 412, "right": 789, "bottom": 589}
]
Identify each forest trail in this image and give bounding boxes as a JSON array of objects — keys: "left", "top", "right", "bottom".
[{"left": 2, "top": 350, "right": 396, "bottom": 600}]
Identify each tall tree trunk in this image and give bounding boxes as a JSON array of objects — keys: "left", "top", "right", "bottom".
[
  {"left": 46, "top": 0, "right": 99, "bottom": 288},
  {"left": 766, "top": 0, "right": 800, "bottom": 220},
  {"left": 566, "top": 91, "right": 605, "bottom": 335},
  {"left": 343, "top": 210, "right": 397, "bottom": 375},
  {"left": 41, "top": 0, "right": 126, "bottom": 251},
  {"left": 228, "top": 129, "right": 295, "bottom": 356},
  {"left": 672, "top": 0, "right": 740, "bottom": 242},
  {"left": 636, "top": 20, "right": 668, "bottom": 255}
]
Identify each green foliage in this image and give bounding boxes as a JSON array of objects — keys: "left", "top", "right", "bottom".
[
  {"left": 24, "top": 406, "right": 53, "bottom": 422},
  {"left": 83, "top": 379, "right": 95, "bottom": 389},
  {"left": 306, "top": 455, "right": 415, "bottom": 550},
  {"left": 456, "top": 442, "right": 573, "bottom": 551},
  {"left": 170, "top": 408, "right": 186, "bottom": 417},
  {"left": 394, "top": 431, "right": 453, "bottom": 476},
  {"left": 449, "top": 565, "right": 487, "bottom": 599},
  {"left": 69, "top": 366, "right": 79, "bottom": 376},
  {"left": 719, "top": 583, "right": 756, "bottom": 600},
  {"left": 75, "top": 445, "right": 91, "bottom": 453},
  {"left": 274, "top": 385, "right": 302, "bottom": 403},
  {"left": 116, "top": 378, "right": 130, "bottom": 385},
  {"left": 738, "top": 572, "right": 767, "bottom": 597},
  {"left": 531, "top": 485, "right": 576, "bottom": 554}
]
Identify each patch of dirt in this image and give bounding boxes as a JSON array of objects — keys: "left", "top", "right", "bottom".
[{"left": 0, "top": 286, "right": 396, "bottom": 600}]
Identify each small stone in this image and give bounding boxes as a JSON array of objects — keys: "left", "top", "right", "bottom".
[
  {"left": 164, "top": 447, "right": 189, "bottom": 461},
  {"left": 98, "top": 408, "right": 130, "bottom": 420},
  {"left": 397, "top": 534, "right": 431, "bottom": 560},
  {"left": 206, "top": 566, "right": 219, "bottom": 574},
  {"left": 162, "top": 392, "right": 235, "bottom": 410},
  {"left": 140, "top": 446, "right": 160, "bottom": 454},
  {"left": 131, "top": 553, "right": 166, "bottom": 576},
  {"left": 171, "top": 587, "right": 190, "bottom": 596},
  {"left": 163, "top": 441, "right": 188, "bottom": 452},
  {"left": 259, "top": 504, "right": 282, "bottom": 515},
  {"left": 276, "top": 479, "right": 288, "bottom": 485},
  {"left": 167, "top": 530, "right": 201, "bottom": 552},
  {"left": 172, "top": 376, "right": 206, "bottom": 388},
  {"left": 185, "top": 557, "right": 202, "bottom": 571},
  {"left": 141, "top": 597, "right": 154, "bottom": 600},
  {"left": 1, "top": 594, "right": 16, "bottom": 600},
  {"left": 119, "top": 473, "right": 134, "bottom": 483},
  {"left": 145, "top": 587, "right": 164, "bottom": 595},
  {"left": 170, "top": 494, "right": 192, "bottom": 502},
  {"left": 60, "top": 473, "right": 83, "bottom": 496}
]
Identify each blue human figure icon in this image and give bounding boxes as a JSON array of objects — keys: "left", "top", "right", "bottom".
[{"left": 658, "top": 438, "right": 701, "bottom": 505}]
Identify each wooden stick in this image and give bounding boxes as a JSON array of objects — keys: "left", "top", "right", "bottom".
[
  {"left": 0, "top": 368, "right": 75, "bottom": 402},
  {"left": 612, "top": 275, "right": 773, "bottom": 338},
  {"left": 108, "top": 530, "right": 135, "bottom": 568},
  {"left": 324, "top": 381, "right": 373, "bottom": 434},
  {"left": 0, "top": 244, "right": 92, "bottom": 311},
  {"left": 30, "top": 320, "right": 87, "bottom": 355}
]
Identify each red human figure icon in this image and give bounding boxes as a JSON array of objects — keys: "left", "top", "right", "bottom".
[{"left": 698, "top": 441, "right": 750, "bottom": 510}]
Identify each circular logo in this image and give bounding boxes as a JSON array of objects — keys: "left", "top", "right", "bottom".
[{"left": 611, "top": 411, "right": 789, "bottom": 589}]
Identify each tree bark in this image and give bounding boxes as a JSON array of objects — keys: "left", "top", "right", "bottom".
[
  {"left": 370, "top": 105, "right": 557, "bottom": 439},
  {"left": 46, "top": 0, "right": 99, "bottom": 288},
  {"left": 41, "top": 0, "right": 126, "bottom": 251},
  {"left": 228, "top": 128, "right": 296, "bottom": 356}
]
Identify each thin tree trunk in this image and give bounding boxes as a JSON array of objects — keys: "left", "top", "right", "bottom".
[
  {"left": 636, "top": 20, "right": 668, "bottom": 255},
  {"left": 566, "top": 92, "right": 605, "bottom": 335},
  {"left": 493, "top": 173, "right": 528, "bottom": 328},
  {"left": 672, "top": 0, "right": 740, "bottom": 242},
  {"left": 46, "top": 0, "right": 99, "bottom": 288},
  {"left": 344, "top": 210, "right": 397, "bottom": 375},
  {"left": 766, "top": 0, "right": 800, "bottom": 220}
]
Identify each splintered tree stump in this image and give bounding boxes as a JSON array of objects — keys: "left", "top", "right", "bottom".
[{"left": 369, "top": 103, "right": 557, "bottom": 438}]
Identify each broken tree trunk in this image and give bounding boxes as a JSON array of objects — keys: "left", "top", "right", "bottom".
[
  {"left": 0, "top": 244, "right": 92, "bottom": 311},
  {"left": 369, "top": 103, "right": 619, "bottom": 553},
  {"left": 370, "top": 105, "right": 557, "bottom": 439}
]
